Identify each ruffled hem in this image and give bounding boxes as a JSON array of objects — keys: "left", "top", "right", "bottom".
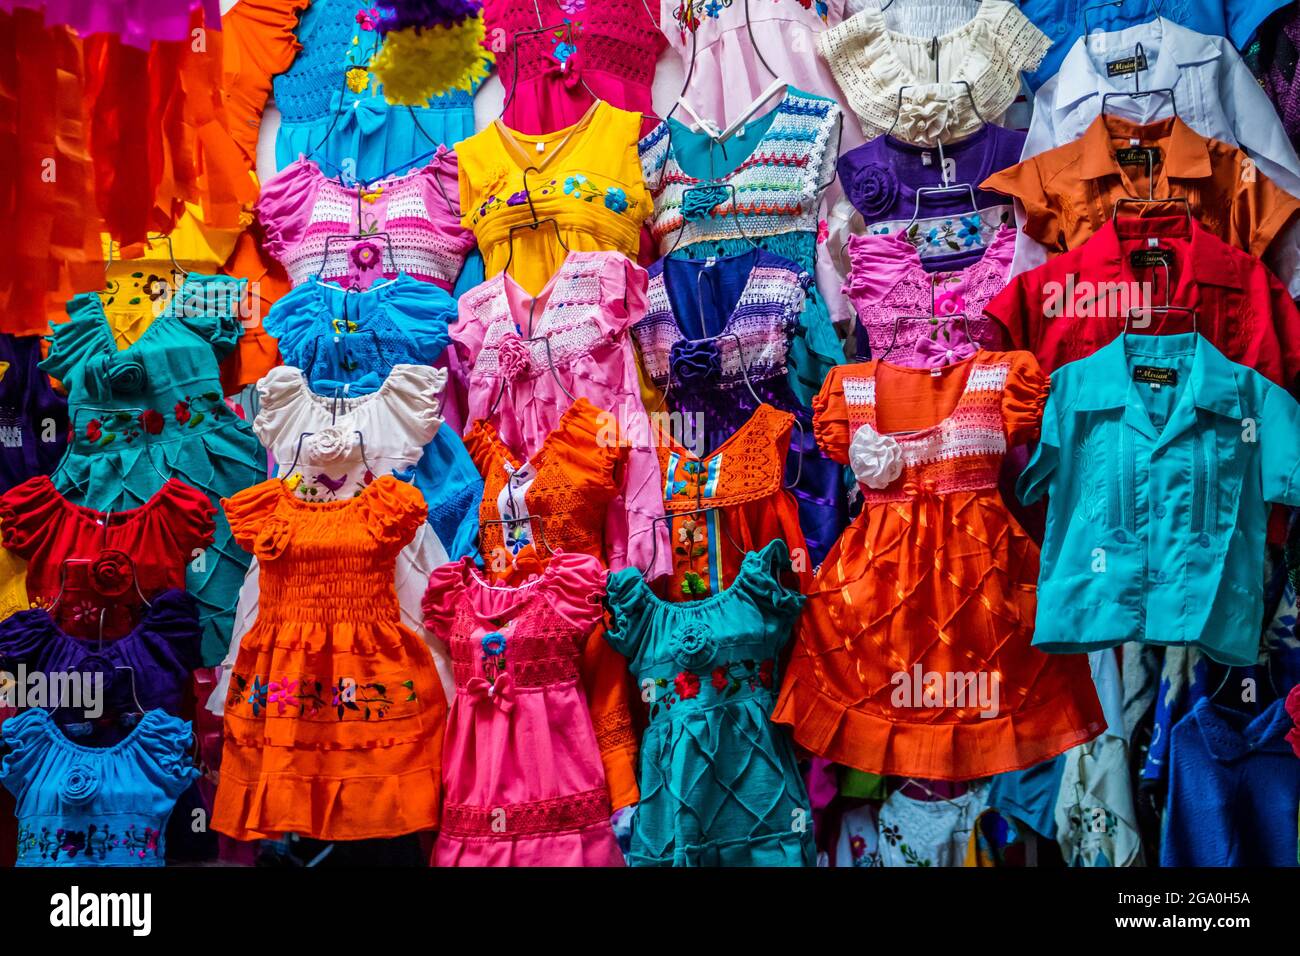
[
  {"left": 771, "top": 673, "right": 1106, "bottom": 781},
  {"left": 433, "top": 822, "right": 625, "bottom": 867}
]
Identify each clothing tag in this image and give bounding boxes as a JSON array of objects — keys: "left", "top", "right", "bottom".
[
  {"left": 1147, "top": 237, "right": 1159, "bottom": 248},
  {"left": 930, "top": 366, "right": 942, "bottom": 377},
  {"left": 1133, "top": 365, "right": 1178, "bottom": 387},
  {"left": 1116, "top": 146, "right": 1160, "bottom": 166},
  {"left": 1106, "top": 52, "right": 1149, "bottom": 77},
  {"left": 1130, "top": 247, "right": 1172, "bottom": 268},
  {"left": 535, "top": 141, "right": 545, "bottom": 154},
  {"left": 921, "top": 152, "right": 933, "bottom": 166},
  {"left": 704, "top": 256, "right": 717, "bottom": 267}
]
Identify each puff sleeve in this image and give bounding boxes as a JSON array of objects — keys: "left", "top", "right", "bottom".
[
  {"left": 133, "top": 712, "right": 200, "bottom": 804},
  {"left": 0, "top": 709, "right": 54, "bottom": 804},
  {"left": 1016, "top": 371, "right": 1061, "bottom": 506},
  {"left": 222, "top": 479, "right": 287, "bottom": 557},
  {"left": 812, "top": 366, "right": 852, "bottom": 464},
  {"left": 382, "top": 363, "right": 447, "bottom": 463},
  {"left": 421, "top": 559, "right": 465, "bottom": 646},
  {"left": 360, "top": 475, "right": 428, "bottom": 557},
  {"left": 418, "top": 428, "right": 483, "bottom": 562},
  {"left": 981, "top": 158, "right": 1064, "bottom": 252},
  {"left": 1261, "top": 379, "right": 1300, "bottom": 506},
  {"left": 156, "top": 480, "right": 218, "bottom": 561},
  {"left": 737, "top": 539, "right": 806, "bottom": 649},
  {"left": 255, "top": 157, "right": 323, "bottom": 265},
  {"left": 602, "top": 567, "right": 649, "bottom": 662},
  {"left": 174, "top": 275, "right": 248, "bottom": 361},
  {"left": 0, "top": 476, "right": 65, "bottom": 559},
  {"left": 1002, "top": 351, "right": 1050, "bottom": 448},
  {"left": 418, "top": 149, "right": 477, "bottom": 262}
]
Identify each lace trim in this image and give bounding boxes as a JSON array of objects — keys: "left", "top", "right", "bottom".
[
  {"left": 592, "top": 709, "right": 637, "bottom": 753},
  {"left": 440, "top": 787, "right": 613, "bottom": 838}
]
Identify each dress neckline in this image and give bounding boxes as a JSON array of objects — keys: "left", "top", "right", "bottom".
[
  {"left": 869, "top": 351, "right": 983, "bottom": 439},
  {"left": 664, "top": 87, "right": 792, "bottom": 183},
  {"left": 492, "top": 99, "right": 605, "bottom": 173}
]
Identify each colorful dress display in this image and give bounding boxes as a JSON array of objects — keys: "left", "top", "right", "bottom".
[
  {"left": 421, "top": 551, "right": 627, "bottom": 866},
  {"left": 38, "top": 277, "right": 264, "bottom": 665},
  {"left": 213, "top": 476, "right": 446, "bottom": 841},
  {"left": 773, "top": 352, "right": 1107, "bottom": 780},
  {"left": 0, "top": 334, "right": 67, "bottom": 495},
  {"left": 605, "top": 539, "right": 815, "bottom": 866}
]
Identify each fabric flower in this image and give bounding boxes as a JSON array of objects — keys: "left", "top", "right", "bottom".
[
  {"left": 306, "top": 425, "right": 355, "bottom": 465},
  {"left": 681, "top": 183, "right": 728, "bottom": 221},
  {"left": 848, "top": 423, "right": 904, "bottom": 489},
  {"left": 495, "top": 335, "right": 533, "bottom": 380},
  {"left": 84, "top": 353, "right": 147, "bottom": 402},
  {"left": 674, "top": 671, "right": 701, "bottom": 700},
  {"left": 603, "top": 187, "right": 629, "bottom": 213},
  {"left": 60, "top": 765, "right": 101, "bottom": 807},
  {"left": 849, "top": 162, "right": 900, "bottom": 219},
  {"left": 669, "top": 338, "right": 723, "bottom": 388},
  {"left": 90, "top": 550, "right": 134, "bottom": 599},
  {"left": 481, "top": 631, "right": 507, "bottom": 657},
  {"left": 668, "top": 622, "right": 718, "bottom": 671},
  {"left": 138, "top": 409, "right": 165, "bottom": 435},
  {"left": 902, "top": 96, "right": 957, "bottom": 148},
  {"left": 254, "top": 516, "right": 292, "bottom": 561}
]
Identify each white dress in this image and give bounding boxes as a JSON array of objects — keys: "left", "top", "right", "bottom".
[{"left": 206, "top": 363, "right": 455, "bottom": 715}]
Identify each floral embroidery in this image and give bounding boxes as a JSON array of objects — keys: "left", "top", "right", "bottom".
[
  {"left": 647, "top": 657, "right": 777, "bottom": 718},
  {"left": 345, "top": 65, "right": 370, "bottom": 93},
  {"left": 603, "top": 187, "right": 628, "bottom": 212},
  {"left": 17, "top": 823, "right": 162, "bottom": 863},
  {"left": 355, "top": 7, "right": 381, "bottom": 30},
  {"left": 228, "top": 673, "right": 417, "bottom": 721}
]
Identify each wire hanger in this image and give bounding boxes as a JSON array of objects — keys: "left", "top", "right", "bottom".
[
  {"left": 501, "top": 20, "right": 603, "bottom": 119},
  {"left": 1123, "top": 304, "right": 1197, "bottom": 336},
  {"left": 879, "top": 312, "right": 978, "bottom": 362},
  {"left": 502, "top": 166, "right": 570, "bottom": 278},
  {"left": 282, "top": 429, "right": 378, "bottom": 489},
  {"left": 1111, "top": 193, "right": 1193, "bottom": 227},
  {"left": 1099, "top": 40, "right": 1178, "bottom": 122},
  {"left": 61, "top": 407, "right": 171, "bottom": 485},
  {"left": 886, "top": 79, "right": 986, "bottom": 144},
  {"left": 485, "top": 333, "right": 576, "bottom": 420},
  {"left": 478, "top": 511, "right": 559, "bottom": 558},
  {"left": 47, "top": 554, "right": 155, "bottom": 618},
  {"left": 314, "top": 232, "right": 399, "bottom": 288},
  {"left": 646, "top": 503, "right": 747, "bottom": 582}
]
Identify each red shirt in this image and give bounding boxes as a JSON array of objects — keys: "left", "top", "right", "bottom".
[
  {"left": 0, "top": 476, "right": 215, "bottom": 639},
  {"left": 984, "top": 215, "right": 1300, "bottom": 391}
]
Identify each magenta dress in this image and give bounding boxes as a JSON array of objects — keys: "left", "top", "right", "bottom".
[{"left": 422, "top": 552, "right": 625, "bottom": 866}]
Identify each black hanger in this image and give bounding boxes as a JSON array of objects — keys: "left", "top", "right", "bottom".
[{"left": 502, "top": 166, "right": 570, "bottom": 278}]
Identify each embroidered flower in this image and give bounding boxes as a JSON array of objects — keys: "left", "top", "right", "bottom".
[
  {"left": 848, "top": 423, "right": 904, "bottom": 489},
  {"left": 553, "top": 40, "right": 578, "bottom": 63},
  {"left": 849, "top": 162, "right": 899, "bottom": 219},
  {"left": 816, "top": 218, "right": 829, "bottom": 244},
  {"left": 958, "top": 215, "right": 983, "bottom": 248},
  {"left": 677, "top": 517, "right": 705, "bottom": 544},
  {"left": 355, "top": 7, "right": 380, "bottom": 30},
  {"left": 60, "top": 765, "right": 101, "bottom": 807},
  {"left": 306, "top": 425, "right": 354, "bottom": 465},
  {"left": 668, "top": 621, "right": 718, "bottom": 670},
  {"left": 506, "top": 189, "right": 530, "bottom": 207},
  {"left": 143, "top": 274, "right": 170, "bottom": 303},
  {"left": 350, "top": 240, "right": 382, "bottom": 272},
  {"left": 603, "top": 187, "right": 629, "bottom": 213},
  {"left": 85, "top": 419, "right": 103, "bottom": 443},
  {"left": 345, "top": 66, "right": 370, "bottom": 93},
  {"left": 669, "top": 338, "right": 723, "bottom": 388},
  {"left": 710, "top": 666, "right": 729, "bottom": 691},
  {"left": 495, "top": 335, "right": 533, "bottom": 380},
  {"left": 173, "top": 400, "right": 191, "bottom": 425},
  {"left": 674, "top": 671, "right": 701, "bottom": 700},
  {"left": 138, "top": 409, "right": 164, "bottom": 435},
  {"left": 563, "top": 174, "right": 589, "bottom": 197},
  {"left": 481, "top": 631, "right": 507, "bottom": 657},
  {"left": 90, "top": 550, "right": 134, "bottom": 599},
  {"left": 557, "top": 0, "right": 586, "bottom": 11},
  {"left": 681, "top": 182, "right": 728, "bottom": 221},
  {"left": 254, "top": 515, "right": 292, "bottom": 561},
  {"left": 680, "top": 570, "right": 709, "bottom": 597}
]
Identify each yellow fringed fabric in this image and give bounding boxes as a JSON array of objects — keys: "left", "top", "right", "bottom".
[{"left": 369, "top": 16, "right": 494, "bottom": 107}]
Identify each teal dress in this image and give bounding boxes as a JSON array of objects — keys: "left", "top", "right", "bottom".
[
  {"left": 40, "top": 276, "right": 265, "bottom": 666},
  {"left": 605, "top": 539, "right": 815, "bottom": 866}
]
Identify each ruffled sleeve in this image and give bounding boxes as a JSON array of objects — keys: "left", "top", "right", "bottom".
[
  {"left": 1002, "top": 351, "right": 1049, "bottom": 448},
  {"left": 131, "top": 711, "right": 200, "bottom": 803},
  {"left": 980, "top": 158, "right": 1062, "bottom": 252},
  {"left": 252, "top": 364, "right": 308, "bottom": 450},
  {"left": 421, "top": 560, "right": 466, "bottom": 644},
  {"left": 134, "top": 589, "right": 204, "bottom": 679},
  {"left": 811, "top": 366, "right": 852, "bottom": 464},
  {"left": 359, "top": 475, "right": 428, "bottom": 556},
  {"left": 381, "top": 363, "right": 447, "bottom": 462},
  {"left": 0, "top": 709, "right": 55, "bottom": 803},
  {"left": 596, "top": 253, "right": 650, "bottom": 338},
  {"left": 222, "top": 479, "right": 286, "bottom": 556},
  {"left": 383, "top": 281, "right": 456, "bottom": 364},
  {"left": 39, "top": 294, "right": 108, "bottom": 386},
  {"left": 260, "top": 282, "right": 320, "bottom": 366},
  {"left": 0, "top": 475, "right": 64, "bottom": 560},
  {"left": 155, "top": 480, "right": 218, "bottom": 569},
  {"left": 418, "top": 149, "right": 476, "bottom": 260},
  {"left": 738, "top": 539, "right": 806, "bottom": 636},
  {"left": 174, "top": 274, "right": 248, "bottom": 361},
  {"left": 555, "top": 401, "right": 629, "bottom": 569},
  {"left": 602, "top": 566, "right": 649, "bottom": 661},
  {"left": 0, "top": 609, "right": 54, "bottom": 669},
  {"left": 254, "top": 156, "right": 323, "bottom": 264}
]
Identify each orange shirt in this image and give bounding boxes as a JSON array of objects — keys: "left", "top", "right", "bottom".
[{"left": 983, "top": 114, "right": 1300, "bottom": 260}]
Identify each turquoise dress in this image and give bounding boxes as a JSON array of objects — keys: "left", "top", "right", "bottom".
[
  {"left": 605, "top": 539, "right": 815, "bottom": 866},
  {"left": 40, "top": 276, "right": 265, "bottom": 666}
]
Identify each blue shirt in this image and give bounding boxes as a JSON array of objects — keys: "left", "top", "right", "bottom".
[
  {"left": 1019, "top": 333, "right": 1300, "bottom": 665},
  {"left": 1019, "top": 0, "right": 1290, "bottom": 90}
]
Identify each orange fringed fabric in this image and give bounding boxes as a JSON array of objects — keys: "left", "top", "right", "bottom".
[
  {"left": 0, "top": 11, "right": 103, "bottom": 336},
  {"left": 773, "top": 355, "right": 1106, "bottom": 781}
]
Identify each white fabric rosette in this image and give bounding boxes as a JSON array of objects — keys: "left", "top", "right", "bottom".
[{"left": 849, "top": 423, "right": 904, "bottom": 489}]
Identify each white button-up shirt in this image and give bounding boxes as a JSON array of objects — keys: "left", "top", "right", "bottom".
[{"left": 1008, "top": 17, "right": 1300, "bottom": 290}]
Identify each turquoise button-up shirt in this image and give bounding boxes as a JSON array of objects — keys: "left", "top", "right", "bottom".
[{"left": 1018, "top": 333, "right": 1300, "bottom": 665}]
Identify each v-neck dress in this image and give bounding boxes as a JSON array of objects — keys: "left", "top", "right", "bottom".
[
  {"left": 39, "top": 276, "right": 266, "bottom": 666},
  {"left": 633, "top": 248, "right": 847, "bottom": 566},
  {"left": 455, "top": 100, "right": 652, "bottom": 296},
  {"left": 773, "top": 352, "right": 1106, "bottom": 780},
  {"left": 453, "top": 251, "right": 668, "bottom": 577},
  {"left": 640, "top": 87, "right": 844, "bottom": 406}
]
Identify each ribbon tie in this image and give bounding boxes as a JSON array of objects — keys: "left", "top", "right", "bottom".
[
  {"left": 466, "top": 673, "right": 514, "bottom": 712},
  {"left": 329, "top": 90, "right": 388, "bottom": 137},
  {"left": 912, "top": 334, "right": 976, "bottom": 369},
  {"left": 903, "top": 476, "right": 939, "bottom": 498},
  {"left": 550, "top": 46, "right": 583, "bottom": 89}
]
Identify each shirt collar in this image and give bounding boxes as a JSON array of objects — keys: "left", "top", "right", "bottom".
[
  {"left": 1193, "top": 697, "right": 1295, "bottom": 763},
  {"left": 1053, "top": 17, "right": 1223, "bottom": 112},
  {"left": 1073, "top": 332, "right": 1244, "bottom": 421},
  {"left": 1076, "top": 113, "right": 1213, "bottom": 181},
  {"left": 1090, "top": 216, "right": 1247, "bottom": 290}
]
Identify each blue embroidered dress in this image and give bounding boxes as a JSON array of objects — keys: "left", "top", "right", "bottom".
[
  {"left": 0, "top": 708, "right": 197, "bottom": 867},
  {"left": 605, "top": 539, "right": 815, "bottom": 866},
  {"left": 263, "top": 274, "right": 482, "bottom": 558},
  {"left": 39, "top": 277, "right": 265, "bottom": 666}
]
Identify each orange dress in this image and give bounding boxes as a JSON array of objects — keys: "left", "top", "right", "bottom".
[
  {"left": 212, "top": 476, "right": 446, "bottom": 840},
  {"left": 772, "top": 352, "right": 1105, "bottom": 780},
  {"left": 651, "top": 403, "right": 810, "bottom": 602},
  {"left": 465, "top": 397, "right": 640, "bottom": 808}
]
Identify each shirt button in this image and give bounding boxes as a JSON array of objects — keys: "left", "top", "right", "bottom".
[
  {"left": 1114, "top": 530, "right": 1128, "bottom": 543},
  {"left": 1154, "top": 504, "right": 1167, "bottom": 518},
  {"left": 1197, "top": 533, "right": 1212, "bottom": 547}
]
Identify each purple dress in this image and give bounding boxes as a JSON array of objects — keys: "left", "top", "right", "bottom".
[
  {"left": 633, "top": 249, "right": 848, "bottom": 566},
  {"left": 0, "top": 335, "right": 67, "bottom": 495}
]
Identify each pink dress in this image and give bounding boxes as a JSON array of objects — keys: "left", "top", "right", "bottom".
[
  {"left": 487, "top": 0, "right": 666, "bottom": 135},
  {"left": 255, "top": 150, "right": 474, "bottom": 292},
  {"left": 843, "top": 225, "right": 1015, "bottom": 365},
  {"left": 452, "top": 251, "right": 668, "bottom": 577},
  {"left": 0, "top": 0, "right": 217, "bottom": 48},
  {"left": 422, "top": 552, "right": 625, "bottom": 866}
]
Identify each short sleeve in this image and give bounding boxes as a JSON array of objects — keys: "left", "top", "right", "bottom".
[
  {"left": 174, "top": 275, "right": 248, "bottom": 361},
  {"left": 981, "top": 158, "right": 1063, "bottom": 251},
  {"left": 419, "top": 149, "right": 476, "bottom": 258},
  {"left": 421, "top": 560, "right": 465, "bottom": 644},
  {"left": 157, "top": 480, "right": 218, "bottom": 558},
  {"left": 222, "top": 479, "right": 285, "bottom": 553},
  {"left": 1002, "top": 351, "right": 1049, "bottom": 448},
  {"left": 0, "top": 476, "right": 64, "bottom": 559},
  {"left": 1016, "top": 375, "right": 1061, "bottom": 505},
  {"left": 545, "top": 553, "right": 608, "bottom": 634},
  {"left": 133, "top": 711, "right": 200, "bottom": 803},
  {"left": 602, "top": 566, "right": 649, "bottom": 660},
  {"left": 596, "top": 253, "right": 649, "bottom": 337},
  {"left": 0, "top": 609, "right": 50, "bottom": 668},
  {"left": 252, "top": 364, "right": 307, "bottom": 448},
  {"left": 1261, "top": 380, "right": 1300, "bottom": 506},
  {"left": 254, "top": 156, "right": 323, "bottom": 264},
  {"left": 0, "top": 709, "right": 54, "bottom": 803},
  {"left": 1227, "top": 0, "right": 1290, "bottom": 49},
  {"left": 39, "top": 295, "right": 106, "bottom": 384},
  {"left": 737, "top": 539, "right": 805, "bottom": 632},
  {"left": 982, "top": 270, "right": 1037, "bottom": 352},
  {"left": 812, "top": 367, "right": 852, "bottom": 464},
  {"left": 1236, "top": 164, "right": 1300, "bottom": 260},
  {"left": 382, "top": 363, "right": 447, "bottom": 461},
  {"left": 360, "top": 475, "right": 428, "bottom": 554}
]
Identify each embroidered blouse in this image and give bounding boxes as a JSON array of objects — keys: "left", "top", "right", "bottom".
[
  {"left": 256, "top": 152, "right": 475, "bottom": 291},
  {"left": 453, "top": 251, "right": 667, "bottom": 576},
  {"left": 1018, "top": 333, "right": 1300, "bottom": 666},
  {"left": 0, "top": 334, "right": 67, "bottom": 495}
]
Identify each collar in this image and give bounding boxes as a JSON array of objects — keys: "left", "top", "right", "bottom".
[
  {"left": 1192, "top": 697, "right": 1295, "bottom": 763},
  {"left": 1073, "top": 332, "right": 1244, "bottom": 422},
  {"left": 1053, "top": 17, "right": 1222, "bottom": 112},
  {"left": 1089, "top": 216, "right": 1247, "bottom": 290},
  {"left": 1076, "top": 113, "right": 1213, "bottom": 181}
]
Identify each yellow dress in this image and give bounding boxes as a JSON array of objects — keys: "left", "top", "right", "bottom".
[{"left": 455, "top": 101, "right": 650, "bottom": 295}]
